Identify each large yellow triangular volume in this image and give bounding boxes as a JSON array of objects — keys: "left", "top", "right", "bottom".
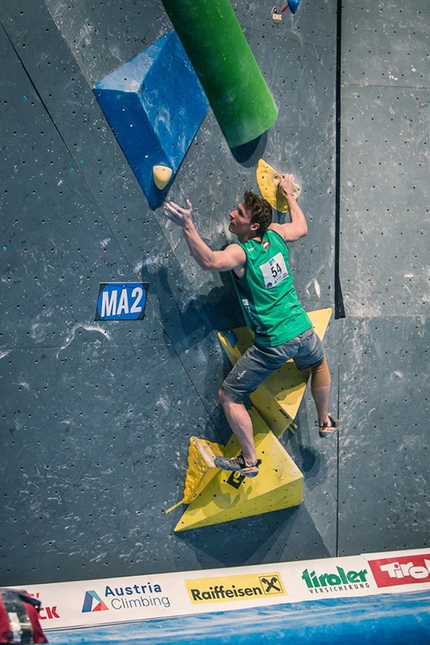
[
  {"left": 217, "top": 308, "right": 333, "bottom": 437},
  {"left": 174, "top": 408, "right": 303, "bottom": 531},
  {"left": 256, "top": 159, "right": 301, "bottom": 213},
  {"left": 165, "top": 437, "right": 223, "bottom": 513}
]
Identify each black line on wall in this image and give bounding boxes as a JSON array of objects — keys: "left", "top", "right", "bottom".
[{"left": 334, "top": 0, "right": 345, "bottom": 320}]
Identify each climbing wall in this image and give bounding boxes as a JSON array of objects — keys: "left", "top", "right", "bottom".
[
  {"left": 338, "top": 0, "right": 430, "bottom": 554},
  {"left": 0, "top": 0, "right": 428, "bottom": 595}
]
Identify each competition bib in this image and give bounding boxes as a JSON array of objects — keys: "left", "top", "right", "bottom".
[{"left": 259, "top": 252, "right": 288, "bottom": 288}]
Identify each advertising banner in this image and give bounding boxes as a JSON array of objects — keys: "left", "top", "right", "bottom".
[{"left": 11, "top": 548, "right": 429, "bottom": 632}]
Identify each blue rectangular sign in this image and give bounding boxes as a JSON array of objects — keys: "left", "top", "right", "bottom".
[{"left": 95, "top": 283, "right": 149, "bottom": 321}]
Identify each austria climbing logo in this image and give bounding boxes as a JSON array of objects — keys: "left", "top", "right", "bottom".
[
  {"left": 368, "top": 553, "right": 430, "bottom": 588},
  {"left": 81, "top": 582, "right": 171, "bottom": 615},
  {"left": 185, "top": 572, "right": 286, "bottom": 605},
  {"left": 82, "top": 591, "right": 109, "bottom": 613}
]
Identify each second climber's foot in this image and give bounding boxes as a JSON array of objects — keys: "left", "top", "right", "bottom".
[
  {"left": 317, "top": 414, "right": 341, "bottom": 438},
  {"left": 214, "top": 453, "right": 262, "bottom": 478}
]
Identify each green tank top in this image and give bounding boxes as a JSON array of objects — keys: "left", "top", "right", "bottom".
[{"left": 232, "top": 228, "right": 312, "bottom": 347}]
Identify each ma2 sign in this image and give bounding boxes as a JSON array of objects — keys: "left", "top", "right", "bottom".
[{"left": 95, "top": 283, "right": 149, "bottom": 321}]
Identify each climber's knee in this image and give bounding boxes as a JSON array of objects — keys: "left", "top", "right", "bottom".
[{"left": 310, "top": 356, "right": 331, "bottom": 387}]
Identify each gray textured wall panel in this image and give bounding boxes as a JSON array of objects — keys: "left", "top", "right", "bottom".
[
  {"left": 44, "top": 0, "right": 169, "bottom": 87},
  {"left": 337, "top": 316, "right": 429, "bottom": 555},
  {"left": 340, "top": 85, "right": 429, "bottom": 317},
  {"left": 0, "top": 342, "right": 226, "bottom": 583},
  {"left": 341, "top": 0, "right": 429, "bottom": 89},
  {"left": 337, "top": 0, "right": 429, "bottom": 556}
]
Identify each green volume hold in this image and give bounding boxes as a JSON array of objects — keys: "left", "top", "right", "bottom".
[{"left": 161, "top": 0, "right": 278, "bottom": 148}]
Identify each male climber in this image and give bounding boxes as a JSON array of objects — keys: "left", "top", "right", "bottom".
[{"left": 163, "top": 174, "right": 340, "bottom": 478}]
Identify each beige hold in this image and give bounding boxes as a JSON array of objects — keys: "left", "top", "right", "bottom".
[
  {"left": 153, "top": 165, "right": 173, "bottom": 190},
  {"left": 271, "top": 6, "right": 283, "bottom": 23},
  {"left": 256, "top": 158, "right": 301, "bottom": 212}
]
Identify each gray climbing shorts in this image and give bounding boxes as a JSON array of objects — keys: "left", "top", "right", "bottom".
[{"left": 221, "top": 327, "right": 324, "bottom": 399}]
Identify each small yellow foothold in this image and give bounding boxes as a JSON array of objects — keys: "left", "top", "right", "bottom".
[{"left": 153, "top": 165, "right": 173, "bottom": 190}]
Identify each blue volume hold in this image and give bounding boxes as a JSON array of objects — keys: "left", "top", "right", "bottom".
[
  {"left": 94, "top": 32, "right": 209, "bottom": 209},
  {"left": 288, "top": 0, "right": 301, "bottom": 14}
]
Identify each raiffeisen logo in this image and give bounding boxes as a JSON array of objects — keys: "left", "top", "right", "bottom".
[
  {"left": 301, "top": 565, "right": 370, "bottom": 595},
  {"left": 186, "top": 573, "right": 286, "bottom": 604},
  {"left": 81, "top": 582, "right": 171, "bottom": 613},
  {"left": 369, "top": 554, "right": 430, "bottom": 588}
]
